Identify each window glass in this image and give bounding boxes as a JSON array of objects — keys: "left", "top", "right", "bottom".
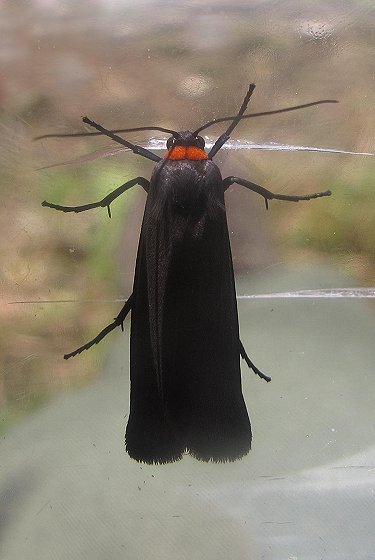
[{"left": 1, "top": 2, "right": 374, "bottom": 558}]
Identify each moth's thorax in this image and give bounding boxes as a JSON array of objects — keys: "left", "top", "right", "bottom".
[{"left": 165, "top": 146, "right": 208, "bottom": 161}]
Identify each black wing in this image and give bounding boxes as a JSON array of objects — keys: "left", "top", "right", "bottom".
[{"left": 125, "top": 159, "right": 251, "bottom": 464}]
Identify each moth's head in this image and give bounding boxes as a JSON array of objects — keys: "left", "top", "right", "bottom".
[{"left": 166, "top": 131, "right": 205, "bottom": 150}]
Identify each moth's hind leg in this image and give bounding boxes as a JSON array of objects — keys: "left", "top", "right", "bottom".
[
  {"left": 64, "top": 295, "right": 133, "bottom": 359},
  {"left": 239, "top": 339, "right": 271, "bottom": 382}
]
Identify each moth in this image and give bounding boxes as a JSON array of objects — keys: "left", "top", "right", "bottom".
[{"left": 41, "top": 84, "right": 333, "bottom": 463}]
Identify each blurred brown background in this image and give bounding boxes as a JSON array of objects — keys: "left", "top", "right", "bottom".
[{"left": 1, "top": 0, "right": 374, "bottom": 426}]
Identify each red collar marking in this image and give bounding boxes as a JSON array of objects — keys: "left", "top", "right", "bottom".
[{"left": 165, "top": 146, "right": 208, "bottom": 160}]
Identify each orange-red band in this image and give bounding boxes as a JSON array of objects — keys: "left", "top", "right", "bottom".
[{"left": 165, "top": 146, "right": 208, "bottom": 160}]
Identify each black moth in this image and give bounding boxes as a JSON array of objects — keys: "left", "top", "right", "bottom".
[{"left": 41, "top": 83, "right": 333, "bottom": 464}]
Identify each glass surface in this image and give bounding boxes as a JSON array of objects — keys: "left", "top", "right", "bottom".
[{"left": 1, "top": 1, "right": 374, "bottom": 558}]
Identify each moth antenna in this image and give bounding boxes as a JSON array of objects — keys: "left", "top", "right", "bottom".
[
  {"left": 194, "top": 99, "right": 338, "bottom": 135},
  {"left": 34, "top": 125, "right": 178, "bottom": 141}
]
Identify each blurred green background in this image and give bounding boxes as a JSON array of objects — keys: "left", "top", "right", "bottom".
[{"left": 0, "top": 0, "right": 374, "bottom": 426}]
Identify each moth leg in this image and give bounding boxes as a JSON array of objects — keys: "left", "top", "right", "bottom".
[
  {"left": 223, "top": 176, "right": 331, "bottom": 209},
  {"left": 42, "top": 177, "right": 150, "bottom": 217},
  {"left": 208, "top": 83, "right": 256, "bottom": 159},
  {"left": 64, "top": 294, "right": 133, "bottom": 360},
  {"left": 239, "top": 340, "right": 271, "bottom": 383},
  {"left": 82, "top": 117, "right": 161, "bottom": 163}
]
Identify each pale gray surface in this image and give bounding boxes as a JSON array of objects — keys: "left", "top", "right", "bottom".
[{"left": 1, "top": 267, "right": 374, "bottom": 559}]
